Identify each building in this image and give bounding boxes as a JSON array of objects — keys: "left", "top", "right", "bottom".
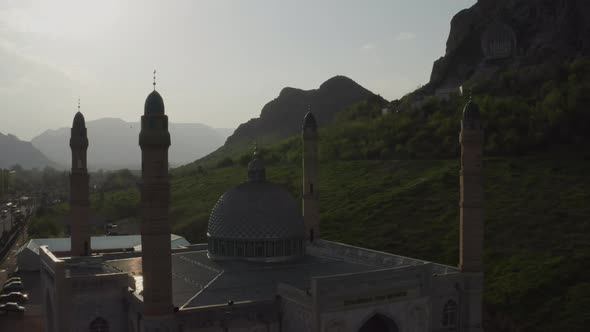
[
  {"left": 39, "top": 86, "right": 485, "bottom": 332},
  {"left": 17, "top": 235, "right": 190, "bottom": 272}
]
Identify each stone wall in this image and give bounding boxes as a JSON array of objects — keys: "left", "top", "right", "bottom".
[{"left": 178, "top": 301, "right": 280, "bottom": 332}]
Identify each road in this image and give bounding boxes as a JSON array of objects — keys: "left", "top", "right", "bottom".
[
  {"left": 0, "top": 202, "right": 43, "bottom": 332},
  {"left": 0, "top": 207, "right": 14, "bottom": 238}
]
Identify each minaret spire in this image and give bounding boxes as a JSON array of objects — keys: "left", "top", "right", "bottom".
[
  {"left": 248, "top": 140, "right": 266, "bottom": 182},
  {"left": 459, "top": 95, "right": 485, "bottom": 332},
  {"left": 69, "top": 101, "right": 90, "bottom": 256},
  {"left": 459, "top": 95, "right": 484, "bottom": 271},
  {"left": 302, "top": 107, "right": 319, "bottom": 243},
  {"left": 139, "top": 77, "right": 177, "bottom": 330}
]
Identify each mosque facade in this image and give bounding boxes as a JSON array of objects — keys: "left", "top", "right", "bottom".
[{"left": 39, "top": 85, "right": 485, "bottom": 332}]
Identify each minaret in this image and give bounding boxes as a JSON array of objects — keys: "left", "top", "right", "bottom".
[
  {"left": 459, "top": 96, "right": 484, "bottom": 272},
  {"left": 139, "top": 72, "right": 175, "bottom": 326},
  {"left": 302, "top": 109, "right": 320, "bottom": 243},
  {"left": 69, "top": 100, "right": 91, "bottom": 256},
  {"left": 459, "top": 96, "right": 484, "bottom": 332}
]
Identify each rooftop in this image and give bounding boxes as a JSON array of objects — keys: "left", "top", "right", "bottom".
[
  {"left": 20, "top": 234, "right": 189, "bottom": 256},
  {"left": 100, "top": 239, "right": 458, "bottom": 309}
]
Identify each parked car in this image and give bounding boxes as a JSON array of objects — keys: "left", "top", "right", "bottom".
[
  {"left": 0, "top": 292, "right": 28, "bottom": 304},
  {"left": 3, "top": 277, "right": 21, "bottom": 285},
  {"left": 0, "top": 302, "right": 25, "bottom": 313},
  {"left": 2, "top": 281, "right": 24, "bottom": 293},
  {"left": 2, "top": 277, "right": 23, "bottom": 287}
]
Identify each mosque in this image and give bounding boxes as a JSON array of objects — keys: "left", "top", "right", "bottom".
[{"left": 39, "top": 82, "right": 485, "bottom": 332}]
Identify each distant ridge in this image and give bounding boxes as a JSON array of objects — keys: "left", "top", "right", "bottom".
[
  {"left": 0, "top": 132, "right": 58, "bottom": 169},
  {"left": 197, "top": 75, "right": 380, "bottom": 164},
  {"left": 227, "top": 75, "right": 376, "bottom": 146},
  {"left": 32, "top": 118, "right": 233, "bottom": 170}
]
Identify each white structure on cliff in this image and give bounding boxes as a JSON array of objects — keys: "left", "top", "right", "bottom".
[{"left": 39, "top": 85, "right": 485, "bottom": 332}]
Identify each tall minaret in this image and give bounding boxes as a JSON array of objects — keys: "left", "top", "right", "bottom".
[
  {"left": 139, "top": 73, "right": 174, "bottom": 326},
  {"left": 459, "top": 96, "right": 484, "bottom": 332},
  {"left": 302, "top": 109, "right": 320, "bottom": 243},
  {"left": 69, "top": 100, "right": 91, "bottom": 256},
  {"left": 459, "top": 96, "right": 484, "bottom": 272}
]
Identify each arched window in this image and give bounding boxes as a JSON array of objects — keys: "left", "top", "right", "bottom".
[
  {"left": 89, "top": 317, "right": 109, "bottom": 332},
  {"left": 442, "top": 300, "right": 458, "bottom": 331}
]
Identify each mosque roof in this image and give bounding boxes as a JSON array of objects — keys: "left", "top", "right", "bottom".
[
  {"left": 144, "top": 90, "right": 165, "bottom": 115},
  {"left": 73, "top": 111, "right": 86, "bottom": 128},
  {"left": 303, "top": 111, "right": 317, "bottom": 128},
  {"left": 101, "top": 240, "right": 459, "bottom": 309},
  {"left": 20, "top": 234, "right": 189, "bottom": 255},
  {"left": 462, "top": 98, "right": 480, "bottom": 122}
]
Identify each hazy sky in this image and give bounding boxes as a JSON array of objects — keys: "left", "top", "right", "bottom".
[{"left": 0, "top": 0, "right": 476, "bottom": 140}]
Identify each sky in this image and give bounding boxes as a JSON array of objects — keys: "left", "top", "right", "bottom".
[{"left": 0, "top": 0, "right": 476, "bottom": 141}]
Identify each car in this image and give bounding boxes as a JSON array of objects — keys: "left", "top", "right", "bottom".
[
  {"left": 0, "top": 292, "right": 28, "bottom": 304},
  {"left": 3, "top": 277, "right": 21, "bottom": 285},
  {"left": 2, "top": 281, "right": 24, "bottom": 293},
  {"left": 0, "top": 302, "right": 25, "bottom": 313}
]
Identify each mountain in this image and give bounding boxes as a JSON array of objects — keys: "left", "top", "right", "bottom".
[
  {"left": 425, "top": 0, "right": 590, "bottom": 94},
  {"left": 199, "top": 76, "right": 380, "bottom": 163},
  {"left": 0, "top": 132, "right": 57, "bottom": 169},
  {"left": 31, "top": 118, "right": 233, "bottom": 170}
]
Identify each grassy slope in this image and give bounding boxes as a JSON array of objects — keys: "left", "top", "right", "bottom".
[{"left": 170, "top": 154, "right": 589, "bottom": 331}]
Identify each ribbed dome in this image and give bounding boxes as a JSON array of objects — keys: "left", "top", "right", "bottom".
[
  {"left": 73, "top": 111, "right": 85, "bottom": 128},
  {"left": 208, "top": 181, "right": 304, "bottom": 241},
  {"left": 144, "top": 90, "right": 165, "bottom": 115}
]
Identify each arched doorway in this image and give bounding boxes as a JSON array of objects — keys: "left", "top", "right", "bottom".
[
  {"left": 89, "top": 317, "right": 109, "bottom": 332},
  {"left": 358, "top": 313, "right": 399, "bottom": 332}
]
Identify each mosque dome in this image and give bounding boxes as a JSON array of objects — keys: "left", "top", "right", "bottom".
[
  {"left": 144, "top": 90, "right": 165, "bottom": 115},
  {"left": 207, "top": 153, "right": 305, "bottom": 262}
]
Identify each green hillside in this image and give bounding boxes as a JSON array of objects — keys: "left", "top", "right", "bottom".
[
  {"left": 172, "top": 155, "right": 589, "bottom": 332},
  {"left": 170, "top": 59, "right": 590, "bottom": 331}
]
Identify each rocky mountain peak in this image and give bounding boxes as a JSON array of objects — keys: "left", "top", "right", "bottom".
[{"left": 425, "top": 0, "right": 590, "bottom": 94}]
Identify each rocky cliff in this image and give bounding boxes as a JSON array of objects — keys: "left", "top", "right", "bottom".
[
  {"left": 225, "top": 76, "right": 377, "bottom": 146},
  {"left": 426, "top": 0, "right": 590, "bottom": 93}
]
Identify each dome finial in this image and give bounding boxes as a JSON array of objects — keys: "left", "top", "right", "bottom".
[
  {"left": 153, "top": 69, "right": 157, "bottom": 91},
  {"left": 77, "top": 97, "right": 80, "bottom": 112},
  {"left": 248, "top": 140, "right": 266, "bottom": 182}
]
